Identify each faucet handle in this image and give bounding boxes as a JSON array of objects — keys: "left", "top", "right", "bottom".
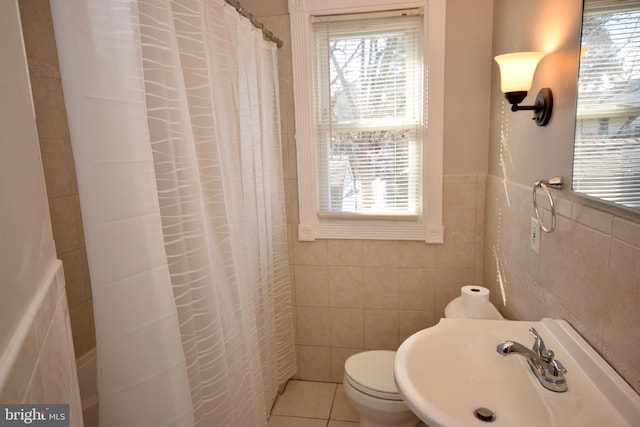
[
  {"left": 549, "top": 358, "right": 567, "bottom": 376},
  {"left": 542, "top": 348, "right": 568, "bottom": 375},
  {"left": 529, "top": 327, "right": 547, "bottom": 357},
  {"left": 541, "top": 349, "right": 555, "bottom": 363}
]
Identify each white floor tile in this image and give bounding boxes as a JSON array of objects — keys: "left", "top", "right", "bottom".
[
  {"left": 328, "top": 421, "right": 359, "bottom": 427},
  {"left": 329, "top": 385, "right": 359, "bottom": 422},
  {"left": 271, "top": 380, "right": 337, "bottom": 419},
  {"left": 268, "top": 415, "right": 328, "bottom": 427}
]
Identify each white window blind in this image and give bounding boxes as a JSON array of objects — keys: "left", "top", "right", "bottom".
[
  {"left": 573, "top": 1, "right": 640, "bottom": 207},
  {"left": 312, "top": 13, "right": 424, "bottom": 218}
]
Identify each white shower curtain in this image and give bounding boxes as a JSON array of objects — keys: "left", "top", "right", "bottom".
[{"left": 50, "top": 1, "right": 296, "bottom": 426}]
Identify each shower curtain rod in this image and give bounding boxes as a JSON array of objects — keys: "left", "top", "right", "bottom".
[{"left": 225, "top": 0, "right": 284, "bottom": 48}]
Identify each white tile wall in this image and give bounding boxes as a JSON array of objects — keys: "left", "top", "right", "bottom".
[
  {"left": 484, "top": 175, "right": 640, "bottom": 394},
  {"left": 0, "top": 261, "right": 83, "bottom": 425},
  {"left": 290, "top": 175, "right": 487, "bottom": 382}
]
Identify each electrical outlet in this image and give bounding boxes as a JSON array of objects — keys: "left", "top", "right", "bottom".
[{"left": 530, "top": 217, "right": 540, "bottom": 254}]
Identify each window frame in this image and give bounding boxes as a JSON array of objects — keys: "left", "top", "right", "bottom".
[{"left": 289, "top": 0, "right": 446, "bottom": 242}]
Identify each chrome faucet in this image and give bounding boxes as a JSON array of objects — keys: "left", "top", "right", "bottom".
[{"left": 496, "top": 327, "right": 568, "bottom": 392}]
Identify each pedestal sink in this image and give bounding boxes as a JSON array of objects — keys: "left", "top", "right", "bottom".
[{"left": 394, "top": 318, "right": 640, "bottom": 427}]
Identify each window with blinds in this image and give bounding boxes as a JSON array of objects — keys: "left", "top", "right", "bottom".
[
  {"left": 573, "top": 1, "right": 640, "bottom": 207},
  {"left": 312, "top": 12, "right": 424, "bottom": 218}
]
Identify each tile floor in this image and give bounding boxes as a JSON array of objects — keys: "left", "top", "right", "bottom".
[{"left": 269, "top": 380, "right": 360, "bottom": 427}]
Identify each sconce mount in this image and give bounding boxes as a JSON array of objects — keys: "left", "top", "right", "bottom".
[{"left": 504, "top": 87, "right": 553, "bottom": 126}]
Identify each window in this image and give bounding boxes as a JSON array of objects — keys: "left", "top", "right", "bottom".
[
  {"left": 314, "top": 13, "right": 423, "bottom": 218},
  {"left": 289, "top": 0, "right": 445, "bottom": 242},
  {"left": 573, "top": 1, "right": 640, "bottom": 207}
]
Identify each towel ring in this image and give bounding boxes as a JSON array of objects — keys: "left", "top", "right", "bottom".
[{"left": 533, "top": 176, "right": 563, "bottom": 233}]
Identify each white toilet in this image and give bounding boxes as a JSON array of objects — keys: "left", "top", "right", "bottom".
[{"left": 343, "top": 286, "right": 503, "bottom": 427}]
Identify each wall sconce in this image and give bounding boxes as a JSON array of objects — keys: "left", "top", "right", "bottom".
[{"left": 494, "top": 52, "right": 553, "bottom": 126}]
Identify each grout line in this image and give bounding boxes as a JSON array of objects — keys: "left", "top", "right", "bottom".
[
  {"left": 269, "top": 414, "right": 332, "bottom": 421},
  {"left": 327, "top": 382, "right": 338, "bottom": 423}
]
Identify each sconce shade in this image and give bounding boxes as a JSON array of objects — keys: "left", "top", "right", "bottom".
[
  {"left": 494, "top": 52, "right": 545, "bottom": 93},
  {"left": 494, "top": 51, "right": 552, "bottom": 126}
]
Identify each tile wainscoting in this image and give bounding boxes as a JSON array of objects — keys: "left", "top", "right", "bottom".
[
  {"left": 484, "top": 174, "right": 640, "bottom": 394},
  {"left": 291, "top": 174, "right": 487, "bottom": 383},
  {"left": 0, "top": 260, "right": 83, "bottom": 425}
]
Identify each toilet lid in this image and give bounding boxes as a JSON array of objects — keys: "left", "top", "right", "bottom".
[{"left": 344, "top": 350, "right": 402, "bottom": 400}]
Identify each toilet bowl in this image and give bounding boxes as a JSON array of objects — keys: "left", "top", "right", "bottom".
[
  {"left": 343, "top": 350, "right": 419, "bottom": 427},
  {"left": 343, "top": 286, "right": 502, "bottom": 427}
]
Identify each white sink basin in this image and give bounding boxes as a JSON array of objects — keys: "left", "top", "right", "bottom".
[{"left": 394, "top": 318, "right": 640, "bottom": 427}]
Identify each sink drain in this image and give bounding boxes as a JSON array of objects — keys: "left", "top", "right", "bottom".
[{"left": 473, "top": 407, "right": 496, "bottom": 423}]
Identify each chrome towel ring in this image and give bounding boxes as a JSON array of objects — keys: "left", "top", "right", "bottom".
[{"left": 533, "top": 176, "right": 564, "bottom": 233}]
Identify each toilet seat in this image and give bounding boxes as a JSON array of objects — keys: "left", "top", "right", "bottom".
[{"left": 344, "top": 350, "right": 402, "bottom": 401}]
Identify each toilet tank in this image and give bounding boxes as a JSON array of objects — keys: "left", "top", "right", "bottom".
[{"left": 444, "top": 286, "right": 504, "bottom": 320}]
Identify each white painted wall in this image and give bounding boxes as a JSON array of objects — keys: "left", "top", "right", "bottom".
[
  {"left": 443, "top": 0, "right": 493, "bottom": 175},
  {"left": 488, "top": 0, "right": 581, "bottom": 185},
  {"left": 245, "top": 0, "right": 495, "bottom": 175}
]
